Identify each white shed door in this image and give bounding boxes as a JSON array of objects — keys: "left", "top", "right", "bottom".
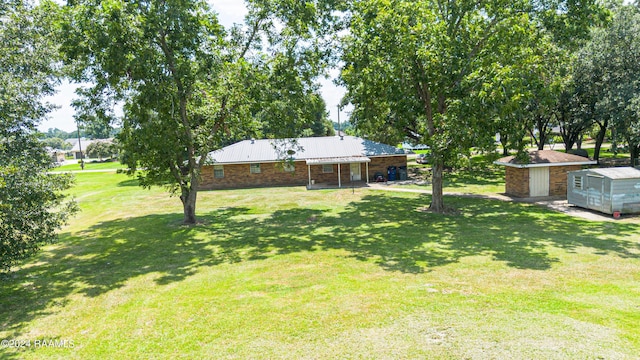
[{"left": 529, "top": 167, "right": 550, "bottom": 197}]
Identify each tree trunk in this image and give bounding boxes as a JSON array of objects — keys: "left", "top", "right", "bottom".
[
  {"left": 180, "top": 186, "right": 198, "bottom": 225},
  {"left": 563, "top": 139, "right": 575, "bottom": 153},
  {"left": 593, "top": 123, "right": 607, "bottom": 161},
  {"left": 630, "top": 143, "right": 640, "bottom": 168},
  {"left": 500, "top": 134, "right": 510, "bottom": 156},
  {"left": 429, "top": 158, "right": 445, "bottom": 213},
  {"left": 537, "top": 126, "right": 547, "bottom": 150}
]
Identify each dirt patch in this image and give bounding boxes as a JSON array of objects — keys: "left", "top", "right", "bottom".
[
  {"left": 408, "top": 167, "right": 431, "bottom": 184},
  {"left": 416, "top": 205, "right": 461, "bottom": 216}
]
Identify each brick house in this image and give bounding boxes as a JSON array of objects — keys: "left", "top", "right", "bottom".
[
  {"left": 200, "top": 136, "right": 408, "bottom": 190},
  {"left": 494, "top": 150, "right": 596, "bottom": 198}
]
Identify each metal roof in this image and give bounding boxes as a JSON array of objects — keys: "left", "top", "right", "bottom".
[
  {"left": 65, "top": 138, "right": 112, "bottom": 152},
  {"left": 575, "top": 167, "right": 640, "bottom": 179},
  {"left": 495, "top": 150, "right": 596, "bottom": 168},
  {"left": 306, "top": 156, "right": 371, "bottom": 165},
  {"left": 207, "top": 136, "right": 405, "bottom": 164}
]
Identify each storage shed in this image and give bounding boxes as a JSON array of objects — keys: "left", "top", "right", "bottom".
[
  {"left": 494, "top": 150, "right": 597, "bottom": 198},
  {"left": 567, "top": 167, "right": 640, "bottom": 215}
]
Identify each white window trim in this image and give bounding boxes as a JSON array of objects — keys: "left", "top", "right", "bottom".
[{"left": 214, "top": 165, "right": 224, "bottom": 179}]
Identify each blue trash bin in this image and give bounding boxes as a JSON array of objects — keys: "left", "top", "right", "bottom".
[{"left": 387, "top": 166, "right": 397, "bottom": 181}]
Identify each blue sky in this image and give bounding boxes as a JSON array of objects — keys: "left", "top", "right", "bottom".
[{"left": 40, "top": 1, "right": 346, "bottom": 132}]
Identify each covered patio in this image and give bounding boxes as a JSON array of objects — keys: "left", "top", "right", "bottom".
[{"left": 306, "top": 156, "right": 371, "bottom": 188}]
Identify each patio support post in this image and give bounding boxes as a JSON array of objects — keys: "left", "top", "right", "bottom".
[
  {"left": 366, "top": 162, "right": 369, "bottom": 184},
  {"left": 338, "top": 163, "right": 341, "bottom": 188},
  {"left": 307, "top": 164, "right": 311, "bottom": 187}
]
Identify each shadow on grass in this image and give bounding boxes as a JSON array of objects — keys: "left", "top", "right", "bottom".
[
  {"left": 1, "top": 192, "right": 639, "bottom": 347},
  {"left": 406, "top": 167, "right": 505, "bottom": 189},
  {"left": 442, "top": 168, "right": 505, "bottom": 189},
  {"left": 116, "top": 178, "right": 140, "bottom": 187}
]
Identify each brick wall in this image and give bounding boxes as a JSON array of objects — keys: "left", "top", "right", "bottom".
[
  {"left": 549, "top": 165, "right": 581, "bottom": 196},
  {"left": 200, "top": 161, "right": 308, "bottom": 190},
  {"left": 505, "top": 166, "right": 529, "bottom": 197},
  {"left": 368, "top": 156, "right": 407, "bottom": 180},
  {"left": 504, "top": 165, "right": 584, "bottom": 198},
  {"left": 199, "top": 155, "right": 407, "bottom": 190}
]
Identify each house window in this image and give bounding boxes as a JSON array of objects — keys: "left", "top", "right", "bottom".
[
  {"left": 322, "top": 164, "right": 333, "bottom": 173},
  {"left": 250, "top": 163, "right": 261, "bottom": 174},
  {"left": 214, "top": 165, "right": 224, "bottom": 179},
  {"left": 283, "top": 162, "right": 295, "bottom": 172},
  {"left": 574, "top": 176, "right": 583, "bottom": 189}
]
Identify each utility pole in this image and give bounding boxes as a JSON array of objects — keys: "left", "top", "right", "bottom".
[
  {"left": 76, "top": 121, "right": 84, "bottom": 170},
  {"left": 337, "top": 104, "right": 341, "bottom": 137}
]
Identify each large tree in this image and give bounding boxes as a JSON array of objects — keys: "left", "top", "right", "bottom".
[
  {"left": 341, "top": 0, "right": 601, "bottom": 212},
  {"left": 61, "top": 0, "right": 339, "bottom": 224},
  {"left": 1, "top": 1, "right": 77, "bottom": 272},
  {"left": 571, "top": 4, "right": 640, "bottom": 163}
]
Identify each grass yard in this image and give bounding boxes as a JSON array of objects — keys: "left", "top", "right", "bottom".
[
  {"left": 1, "top": 172, "right": 640, "bottom": 359},
  {"left": 400, "top": 164, "right": 506, "bottom": 194},
  {"left": 54, "top": 160, "right": 126, "bottom": 172}
]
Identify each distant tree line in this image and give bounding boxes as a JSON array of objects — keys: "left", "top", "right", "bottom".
[
  {"left": 495, "top": 3, "right": 640, "bottom": 166},
  {"left": 38, "top": 127, "right": 121, "bottom": 148}
]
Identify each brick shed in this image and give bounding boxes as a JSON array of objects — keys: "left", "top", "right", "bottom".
[
  {"left": 494, "top": 150, "right": 596, "bottom": 198},
  {"left": 200, "top": 136, "right": 407, "bottom": 190}
]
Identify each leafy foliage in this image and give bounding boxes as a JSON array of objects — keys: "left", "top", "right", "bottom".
[
  {"left": 339, "top": 0, "right": 605, "bottom": 211},
  {"left": 41, "top": 136, "right": 72, "bottom": 150},
  {"left": 61, "top": 0, "right": 338, "bottom": 224},
  {"left": 571, "top": 4, "right": 640, "bottom": 163},
  {"left": 85, "top": 139, "right": 117, "bottom": 161},
  {"left": 0, "top": 0, "right": 77, "bottom": 272},
  {"left": 39, "top": 127, "right": 78, "bottom": 140}
]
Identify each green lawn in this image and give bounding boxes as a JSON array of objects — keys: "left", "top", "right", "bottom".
[
  {"left": 1, "top": 172, "right": 639, "bottom": 359},
  {"left": 54, "top": 160, "right": 125, "bottom": 172},
  {"left": 585, "top": 146, "right": 631, "bottom": 159},
  {"left": 405, "top": 159, "right": 506, "bottom": 194}
]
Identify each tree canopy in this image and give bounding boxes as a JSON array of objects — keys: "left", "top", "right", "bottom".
[
  {"left": 571, "top": 4, "right": 640, "bottom": 164},
  {"left": 1, "top": 0, "right": 77, "bottom": 272},
  {"left": 61, "top": 0, "right": 340, "bottom": 224},
  {"left": 340, "top": 0, "right": 605, "bottom": 212}
]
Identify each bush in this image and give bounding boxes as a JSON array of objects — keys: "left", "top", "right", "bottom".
[{"left": 568, "top": 149, "right": 589, "bottom": 158}]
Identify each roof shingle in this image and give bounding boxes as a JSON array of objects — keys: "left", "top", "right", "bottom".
[{"left": 495, "top": 150, "right": 596, "bottom": 168}]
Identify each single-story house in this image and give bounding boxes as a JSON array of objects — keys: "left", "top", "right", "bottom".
[
  {"left": 567, "top": 167, "right": 640, "bottom": 215},
  {"left": 401, "top": 142, "right": 429, "bottom": 151},
  {"left": 200, "top": 136, "right": 408, "bottom": 189},
  {"left": 494, "top": 150, "right": 596, "bottom": 198},
  {"left": 66, "top": 138, "right": 92, "bottom": 159},
  {"left": 65, "top": 138, "right": 114, "bottom": 159}
]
